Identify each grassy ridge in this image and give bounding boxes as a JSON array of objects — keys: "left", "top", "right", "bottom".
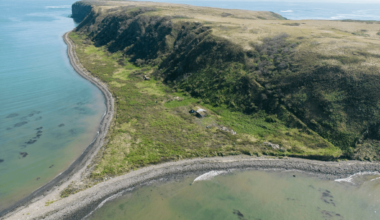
[
  {"left": 69, "top": 32, "right": 340, "bottom": 179},
  {"left": 67, "top": 1, "right": 380, "bottom": 184}
]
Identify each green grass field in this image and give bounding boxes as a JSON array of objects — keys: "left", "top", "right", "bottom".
[{"left": 70, "top": 32, "right": 341, "bottom": 180}]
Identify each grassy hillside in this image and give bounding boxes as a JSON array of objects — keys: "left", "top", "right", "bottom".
[{"left": 67, "top": 0, "right": 380, "bottom": 185}]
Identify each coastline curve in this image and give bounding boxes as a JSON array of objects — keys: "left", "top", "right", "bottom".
[
  {"left": 8, "top": 156, "right": 380, "bottom": 220},
  {"left": 0, "top": 31, "right": 115, "bottom": 219},
  {"left": 3, "top": 31, "right": 380, "bottom": 220}
]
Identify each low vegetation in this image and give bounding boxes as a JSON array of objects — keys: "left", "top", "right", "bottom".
[
  {"left": 66, "top": 1, "right": 380, "bottom": 189},
  {"left": 70, "top": 31, "right": 339, "bottom": 180}
]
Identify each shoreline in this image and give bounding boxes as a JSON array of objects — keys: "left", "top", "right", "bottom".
[
  {"left": 0, "top": 32, "right": 115, "bottom": 219},
  {"left": 3, "top": 31, "right": 380, "bottom": 220},
  {"left": 7, "top": 156, "right": 380, "bottom": 220}
]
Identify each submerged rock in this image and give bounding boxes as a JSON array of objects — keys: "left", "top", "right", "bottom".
[
  {"left": 25, "top": 139, "right": 37, "bottom": 145},
  {"left": 19, "top": 152, "right": 28, "bottom": 158},
  {"left": 58, "top": 123, "right": 65, "bottom": 127},
  {"left": 320, "top": 189, "right": 335, "bottom": 207},
  {"left": 0, "top": 159, "right": 4, "bottom": 163},
  {"left": 233, "top": 209, "right": 246, "bottom": 220},
  {"left": 6, "top": 113, "right": 18, "bottom": 118},
  {"left": 14, "top": 121, "right": 28, "bottom": 127},
  {"left": 69, "top": 129, "right": 77, "bottom": 135},
  {"left": 321, "top": 210, "right": 342, "bottom": 219}
]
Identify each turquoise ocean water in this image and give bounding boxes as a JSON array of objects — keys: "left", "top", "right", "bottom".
[
  {"left": 0, "top": 0, "right": 106, "bottom": 212},
  {"left": 1, "top": 0, "right": 380, "bottom": 216}
]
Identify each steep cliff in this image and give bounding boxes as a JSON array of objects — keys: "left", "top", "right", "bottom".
[{"left": 71, "top": 1, "right": 92, "bottom": 22}]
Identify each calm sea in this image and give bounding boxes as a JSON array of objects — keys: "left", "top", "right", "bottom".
[
  {"left": 136, "top": 0, "right": 380, "bottom": 21},
  {"left": 89, "top": 170, "right": 380, "bottom": 220},
  {"left": 0, "top": 0, "right": 106, "bottom": 212}
]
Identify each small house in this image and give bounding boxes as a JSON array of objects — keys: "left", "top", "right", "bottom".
[{"left": 189, "top": 108, "right": 207, "bottom": 118}]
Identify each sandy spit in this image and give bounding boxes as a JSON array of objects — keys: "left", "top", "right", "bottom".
[
  {"left": 0, "top": 31, "right": 115, "bottom": 219},
  {"left": 3, "top": 31, "right": 380, "bottom": 220}
]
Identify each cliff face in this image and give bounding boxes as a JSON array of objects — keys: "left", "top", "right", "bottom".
[
  {"left": 71, "top": 2, "right": 92, "bottom": 23},
  {"left": 71, "top": 1, "right": 380, "bottom": 160}
]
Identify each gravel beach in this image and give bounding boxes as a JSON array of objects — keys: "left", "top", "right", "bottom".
[{"left": 6, "top": 156, "right": 380, "bottom": 220}]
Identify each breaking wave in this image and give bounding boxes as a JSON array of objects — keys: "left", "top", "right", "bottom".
[
  {"left": 193, "top": 170, "right": 228, "bottom": 182},
  {"left": 83, "top": 187, "right": 134, "bottom": 219},
  {"left": 334, "top": 172, "right": 380, "bottom": 183}
]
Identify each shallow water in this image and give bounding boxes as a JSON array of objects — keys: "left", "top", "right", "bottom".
[
  {"left": 89, "top": 170, "right": 380, "bottom": 220},
  {"left": 0, "top": 0, "right": 106, "bottom": 212}
]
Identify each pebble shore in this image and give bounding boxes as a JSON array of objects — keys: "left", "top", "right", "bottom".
[{"left": 39, "top": 156, "right": 380, "bottom": 220}]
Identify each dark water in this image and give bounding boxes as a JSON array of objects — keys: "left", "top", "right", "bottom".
[
  {"left": 0, "top": 0, "right": 106, "bottom": 211},
  {"left": 89, "top": 170, "right": 380, "bottom": 220},
  {"left": 135, "top": 0, "right": 380, "bottom": 20}
]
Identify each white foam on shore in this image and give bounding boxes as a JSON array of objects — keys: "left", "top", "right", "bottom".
[
  {"left": 334, "top": 172, "right": 380, "bottom": 183},
  {"left": 82, "top": 187, "right": 134, "bottom": 219},
  {"left": 193, "top": 170, "right": 228, "bottom": 182},
  {"left": 371, "top": 176, "right": 380, "bottom": 182}
]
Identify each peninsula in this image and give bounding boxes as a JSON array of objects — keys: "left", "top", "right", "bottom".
[{"left": 2, "top": 0, "right": 380, "bottom": 219}]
